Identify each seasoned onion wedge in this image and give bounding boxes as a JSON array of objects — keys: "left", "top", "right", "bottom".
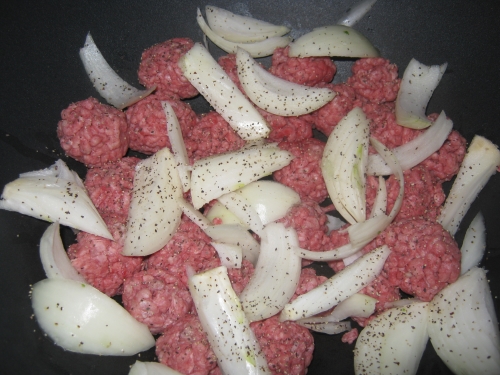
[
  {"left": 288, "top": 25, "right": 379, "bottom": 58},
  {"left": 197, "top": 8, "right": 290, "bottom": 57},
  {"left": 179, "top": 43, "right": 270, "bottom": 140},
  {"left": 80, "top": 33, "right": 155, "bottom": 109},
  {"left": 217, "top": 192, "right": 265, "bottom": 237},
  {"left": 460, "top": 211, "right": 486, "bottom": 275},
  {"left": 123, "top": 147, "right": 183, "bottom": 256},
  {"left": 129, "top": 361, "right": 183, "bottom": 375},
  {"left": 31, "top": 278, "right": 154, "bottom": 355},
  {"left": 205, "top": 5, "right": 290, "bottom": 43},
  {"left": 427, "top": 267, "right": 500, "bottom": 374},
  {"left": 236, "top": 48, "right": 336, "bottom": 116},
  {"left": 205, "top": 201, "right": 246, "bottom": 227},
  {"left": 395, "top": 58, "right": 448, "bottom": 129}
]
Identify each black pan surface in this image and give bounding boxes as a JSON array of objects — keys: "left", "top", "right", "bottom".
[{"left": 1, "top": 1, "right": 499, "bottom": 374}]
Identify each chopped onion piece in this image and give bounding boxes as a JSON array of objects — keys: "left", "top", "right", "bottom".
[
  {"left": 280, "top": 245, "right": 390, "bottom": 321},
  {"left": 236, "top": 48, "right": 336, "bottom": 116},
  {"left": 176, "top": 197, "right": 211, "bottom": 230},
  {"left": 336, "top": 0, "right": 378, "bottom": 27},
  {"left": 79, "top": 33, "right": 155, "bottom": 110},
  {"left": 205, "top": 201, "right": 247, "bottom": 227},
  {"left": 179, "top": 42, "right": 270, "bottom": 140},
  {"left": 129, "top": 361, "right": 184, "bottom": 375},
  {"left": 162, "top": 101, "right": 191, "bottom": 192},
  {"left": 294, "top": 242, "right": 364, "bottom": 261},
  {"left": 461, "top": 211, "right": 486, "bottom": 274},
  {"left": 354, "top": 301, "right": 429, "bottom": 375},
  {"left": 205, "top": 5, "right": 290, "bottom": 43},
  {"left": 190, "top": 143, "right": 293, "bottom": 209},
  {"left": 326, "top": 214, "right": 346, "bottom": 233},
  {"left": 427, "top": 267, "right": 500, "bottom": 374},
  {"left": 288, "top": 25, "right": 379, "bottom": 58},
  {"left": 367, "top": 111, "right": 453, "bottom": 176},
  {"left": 0, "top": 160, "right": 112, "bottom": 240},
  {"left": 31, "top": 278, "right": 154, "bottom": 355},
  {"left": 211, "top": 242, "right": 242, "bottom": 269},
  {"left": 39, "top": 222, "right": 86, "bottom": 282},
  {"left": 369, "top": 176, "right": 387, "bottom": 218},
  {"left": 395, "top": 58, "right": 448, "bottom": 129},
  {"left": 322, "top": 107, "right": 370, "bottom": 224},
  {"left": 123, "top": 147, "right": 182, "bottom": 256},
  {"left": 438, "top": 135, "right": 500, "bottom": 235},
  {"left": 197, "top": 8, "right": 291, "bottom": 57},
  {"left": 240, "top": 223, "right": 302, "bottom": 322},
  {"left": 188, "top": 266, "right": 271, "bottom": 374},
  {"left": 298, "top": 320, "right": 351, "bottom": 335},
  {"left": 218, "top": 192, "right": 265, "bottom": 237}
]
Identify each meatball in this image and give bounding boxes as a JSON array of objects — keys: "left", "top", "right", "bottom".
[
  {"left": 259, "top": 108, "right": 314, "bottom": 143},
  {"left": 227, "top": 259, "right": 255, "bottom": 295},
  {"left": 138, "top": 37, "right": 198, "bottom": 98},
  {"left": 57, "top": 97, "right": 128, "bottom": 167},
  {"left": 292, "top": 267, "right": 328, "bottom": 300}
]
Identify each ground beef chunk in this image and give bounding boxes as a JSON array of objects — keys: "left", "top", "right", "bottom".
[
  {"left": 273, "top": 138, "right": 328, "bottom": 203},
  {"left": 184, "top": 111, "right": 246, "bottom": 163},
  {"left": 156, "top": 314, "right": 220, "bottom": 375},
  {"left": 292, "top": 267, "right": 328, "bottom": 300},
  {"left": 360, "top": 269, "right": 401, "bottom": 311},
  {"left": 126, "top": 92, "right": 197, "bottom": 155},
  {"left": 326, "top": 226, "right": 351, "bottom": 273},
  {"left": 57, "top": 97, "right": 128, "bottom": 167},
  {"left": 341, "top": 328, "right": 359, "bottom": 345},
  {"left": 122, "top": 268, "right": 193, "bottom": 334},
  {"left": 251, "top": 315, "right": 314, "bottom": 375},
  {"left": 138, "top": 38, "right": 198, "bottom": 99},
  {"left": 258, "top": 108, "right": 314, "bottom": 143},
  {"left": 347, "top": 57, "right": 400, "bottom": 104},
  {"left": 311, "top": 83, "right": 358, "bottom": 136},
  {"left": 269, "top": 46, "right": 336, "bottom": 86},
  {"left": 84, "top": 157, "right": 140, "bottom": 218},
  {"left": 227, "top": 259, "right": 255, "bottom": 295},
  {"left": 217, "top": 54, "right": 244, "bottom": 92}
]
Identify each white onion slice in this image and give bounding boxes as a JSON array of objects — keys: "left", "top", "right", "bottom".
[
  {"left": 79, "top": 33, "right": 155, "bottom": 109},
  {"left": 0, "top": 160, "right": 112, "bottom": 240},
  {"left": 205, "top": 5, "right": 290, "bottom": 43},
  {"left": 395, "top": 58, "right": 448, "bottom": 129},
  {"left": 354, "top": 301, "right": 429, "bottom": 375},
  {"left": 123, "top": 147, "right": 183, "bottom": 256},
  {"left": 367, "top": 111, "right": 453, "bottom": 176},
  {"left": 427, "top": 267, "right": 500, "bottom": 374},
  {"left": 188, "top": 266, "right": 271, "bottom": 374},
  {"left": 336, "top": 0, "right": 378, "bottom": 27},
  {"left": 175, "top": 197, "right": 211, "bottom": 229},
  {"left": 205, "top": 201, "right": 246, "bottom": 227},
  {"left": 179, "top": 42, "right": 270, "bottom": 140},
  {"left": 460, "top": 211, "right": 486, "bottom": 275},
  {"left": 322, "top": 107, "right": 370, "bottom": 224},
  {"left": 190, "top": 143, "right": 293, "bottom": 209},
  {"left": 294, "top": 242, "right": 364, "bottom": 261},
  {"left": 236, "top": 48, "right": 336, "bottom": 116},
  {"left": 217, "top": 192, "right": 265, "bottom": 237},
  {"left": 298, "top": 320, "right": 352, "bottom": 335},
  {"left": 239, "top": 223, "right": 302, "bottom": 322},
  {"left": 129, "top": 361, "right": 183, "bottom": 375},
  {"left": 288, "top": 25, "right": 379, "bottom": 58},
  {"left": 211, "top": 242, "right": 242, "bottom": 269},
  {"left": 369, "top": 176, "right": 387, "bottom": 218},
  {"left": 280, "top": 245, "right": 390, "bottom": 321},
  {"left": 39, "top": 222, "right": 86, "bottom": 282},
  {"left": 438, "top": 135, "right": 500, "bottom": 235},
  {"left": 197, "top": 8, "right": 291, "bottom": 57},
  {"left": 31, "top": 278, "right": 154, "bottom": 355}
]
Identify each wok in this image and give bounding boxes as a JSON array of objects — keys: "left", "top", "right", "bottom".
[{"left": 1, "top": 0, "right": 499, "bottom": 374}]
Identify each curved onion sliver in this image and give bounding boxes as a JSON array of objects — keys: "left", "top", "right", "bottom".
[
  {"left": 336, "top": 0, "right": 378, "bottom": 27},
  {"left": 129, "top": 361, "right": 183, "bottom": 375},
  {"left": 460, "top": 211, "right": 486, "bottom": 275},
  {"left": 217, "top": 192, "right": 265, "bottom": 237}
]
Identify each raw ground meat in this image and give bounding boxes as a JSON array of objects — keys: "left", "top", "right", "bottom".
[
  {"left": 217, "top": 54, "right": 244, "bottom": 93},
  {"left": 273, "top": 138, "right": 328, "bottom": 203},
  {"left": 138, "top": 38, "right": 198, "bottom": 99},
  {"left": 269, "top": 46, "right": 336, "bottom": 87},
  {"left": 156, "top": 313, "right": 220, "bottom": 375},
  {"left": 122, "top": 268, "right": 193, "bottom": 334},
  {"left": 359, "top": 269, "right": 401, "bottom": 311},
  {"left": 250, "top": 315, "right": 314, "bottom": 375},
  {"left": 126, "top": 92, "right": 198, "bottom": 154},
  {"left": 227, "top": 259, "right": 255, "bottom": 295},
  {"left": 57, "top": 97, "right": 128, "bottom": 167},
  {"left": 84, "top": 157, "right": 140, "bottom": 218},
  {"left": 341, "top": 328, "right": 359, "bottom": 345},
  {"left": 292, "top": 267, "right": 328, "bottom": 300},
  {"left": 258, "top": 108, "right": 314, "bottom": 143},
  {"left": 184, "top": 111, "right": 246, "bottom": 163}
]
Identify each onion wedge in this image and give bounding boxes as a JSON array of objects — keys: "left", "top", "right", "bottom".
[
  {"left": 197, "top": 8, "right": 290, "bottom": 57},
  {"left": 336, "top": 0, "right": 378, "bottom": 27},
  {"left": 438, "top": 135, "right": 500, "bottom": 235},
  {"left": 0, "top": 159, "right": 112, "bottom": 240},
  {"left": 211, "top": 242, "right": 242, "bottom": 269},
  {"left": 395, "top": 58, "right": 448, "bottom": 129},
  {"left": 205, "top": 200, "right": 246, "bottom": 227},
  {"left": 129, "top": 361, "right": 183, "bottom": 375},
  {"left": 179, "top": 42, "right": 270, "bottom": 140},
  {"left": 217, "top": 192, "right": 265, "bottom": 237},
  {"left": 31, "top": 278, "right": 154, "bottom": 355},
  {"left": 122, "top": 147, "right": 183, "bottom": 256},
  {"left": 288, "top": 25, "right": 379, "bottom": 58},
  {"left": 79, "top": 33, "right": 155, "bottom": 109},
  {"left": 39, "top": 222, "right": 86, "bottom": 282},
  {"left": 239, "top": 223, "right": 302, "bottom": 322},
  {"left": 298, "top": 321, "right": 352, "bottom": 335},
  {"left": 236, "top": 48, "right": 336, "bottom": 116},
  {"left": 205, "top": 5, "right": 290, "bottom": 43},
  {"left": 354, "top": 301, "right": 429, "bottom": 375},
  {"left": 280, "top": 245, "right": 390, "bottom": 321},
  {"left": 188, "top": 266, "right": 271, "bottom": 374},
  {"left": 460, "top": 211, "right": 486, "bottom": 275},
  {"left": 427, "top": 267, "right": 500, "bottom": 374}
]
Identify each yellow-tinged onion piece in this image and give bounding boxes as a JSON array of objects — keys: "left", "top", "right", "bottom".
[
  {"left": 288, "top": 25, "right": 379, "bottom": 58},
  {"left": 236, "top": 47, "right": 336, "bottom": 116}
]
